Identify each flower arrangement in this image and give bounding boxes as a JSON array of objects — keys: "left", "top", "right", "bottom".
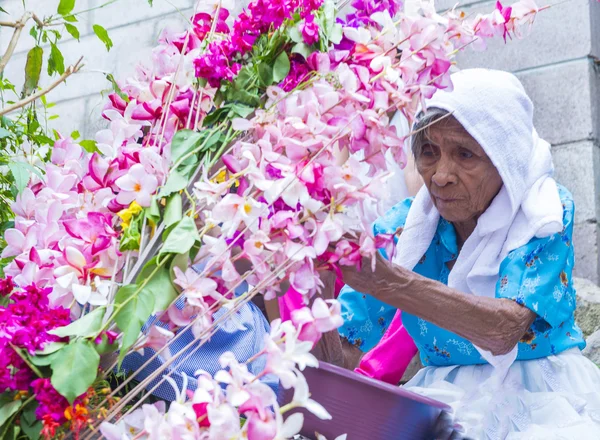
[{"left": 0, "top": 0, "right": 541, "bottom": 438}]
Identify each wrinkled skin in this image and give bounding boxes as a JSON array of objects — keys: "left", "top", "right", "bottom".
[{"left": 416, "top": 116, "right": 503, "bottom": 244}]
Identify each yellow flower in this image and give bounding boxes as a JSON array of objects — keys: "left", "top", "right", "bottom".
[
  {"left": 212, "top": 168, "right": 228, "bottom": 184},
  {"left": 117, "top": 201, "right": 143, "bottom": 230}
]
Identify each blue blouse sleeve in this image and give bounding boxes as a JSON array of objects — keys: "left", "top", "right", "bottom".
[
  {"left": 496, "top": 187, "right": 576, "bottom": 328},
  {"left": 338, "top": 198, "right": 414, "bottom": 351}
]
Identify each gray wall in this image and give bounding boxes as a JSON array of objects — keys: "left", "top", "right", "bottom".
[{"left": 2, "top": 0, "right": 599, "bottom": 281}]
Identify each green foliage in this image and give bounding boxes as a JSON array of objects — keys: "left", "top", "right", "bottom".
[
  {"left": 164, "top": 193, "right": 183, "bottom": 227},
  {"left": 20, "top": 401, "right": 42, "bottom": 440},
  {"left": 80, "top": 139, "right": 100, "bottom": 153},
  {"left": 48, "top": 307, "right": 105, "bottom": 338},
  {"left": 48, "top": 43, "right": 65, "bottom": 76},
  {"left": 64, "top": 23, "right": 80, "bottom": 41},
  {"left": 93, "top": 24, "right": 113, "bottom": 51},
  {"left": 23, "top": 46, "right": 43, "bottom": 96},
  {"left": 160, "top": 216, "right": 201, "bottom": 256},
  {"left": 114, "top": 284, "right": 155, "bottom": 365},
  {"left": 50, "top": 340, "right": 100, "bottom": 403},
  {"left": 0, "top": 397, "right": 21, "bottom": 428},
  {"left": 273, "top": 51, "right": 291, "bottom": 83},
  {"left": 136, "top": 257, "right": 178, "bottom": 313},
  {"left": 57, "top": 0, "right": 76, "bottom": 15}
]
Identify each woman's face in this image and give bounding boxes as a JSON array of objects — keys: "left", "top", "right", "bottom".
[{"left": 415, "top": 117, "right": 503, "bottom": 224}]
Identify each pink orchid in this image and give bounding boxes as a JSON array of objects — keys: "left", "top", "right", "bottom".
[
  {"left": 288, "top": 260, "right": 322, "bottom": 297},
  {"left": 311, "top": 298, "right": 344, "bottom": 333},
  {"left": 63, "top": 212, "right": 117, "bottom": 256},
  {"left": 291, "top": 306, "right": 321, "bottom": 346},
  {"left": 173, "top": 267, "right": 222, "bottom": 307},
  {"left": 136, "top": 325, "right": 175, "bottom": 359},
  {"left": 115, "top": 163, "right": 159, "bottom": 207}
]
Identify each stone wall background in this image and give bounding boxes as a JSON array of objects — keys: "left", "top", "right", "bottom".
[{"left": 2, "top": 0, "right": 600, "bottom": 282}]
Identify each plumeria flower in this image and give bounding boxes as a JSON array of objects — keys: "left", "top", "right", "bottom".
[{"left": 115, "top": 163, "right": 159, "bottom": 207}]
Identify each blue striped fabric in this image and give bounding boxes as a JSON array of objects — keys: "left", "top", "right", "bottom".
[{"left": 120, "top": 269, "right": 277, "bottom": 401}]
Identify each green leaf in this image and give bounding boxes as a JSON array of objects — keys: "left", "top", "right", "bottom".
[
  {"left": 29, "top": 350, "right": 61, "bottom": 366},
  {"left": 257, "top": 63, "right": 273, "bottom": 87},
  {"left": 93, "top": 24, "right": 113, "bottom": 51},
  {"left": 145, "top": 196, "right": 161, "bottom": 226},
  {"left": 170, "top": 129, "right": 202, "bottom": 165},
  {"left": 80, "top": 139, "right": 100, "bottom": 153},
  {"left": 63, "top": 14, "right": 78, "bottom": 22},
  {"left": 158, "top": 171, "right": 188, "bottom": 198},
  {"left": 20, "top": 401, "right": 42, "bottom": 440},
  {"left": 0, "top": 7, "right": 7, "bottom": 14},
  {"left": 35, "top": 341, "right": 66, "bottom": 356},
  {"left": 160, "top": 216, "right": 200, "bottom": 256},
  {"left": 136, "top": 259, "right": 177, "bottom": 313},
  {"left": 272, "top": 51, "right": 290, "bottom": 83},
  {"left": 291, "top": 42, "right": 313, "bottom": 60},
  {"left": 48, "top": 43, "right": 65, "bottom": 76},
  {"left": 50, "top": 340, "right": 100, "bottom": 404},
  {"left": 48, "top": 307, "right": 105, "bottom": 338},
  {"left": 147, "top": 0, "right": 154, "bottom": 4},
  {"left": 57, "top": 0, "right": 76, "bottom": 15},
  {"left": 64, "top": 23, "right": 80, "bottom": 41},
  {"left": 230, "top": 103, "right": 255, "bottom": 119},
  {"left": 164, "top": 193, "right": 182, "bottom": 228},
  {"left": 288, "top": 25, "right": 303, "bottom": 44},
  {"left": 23, "top": 46, "right": 43, "bottom": 96},
  {"left": 8, "top": 162, "right": 30, "bottom": 192},
  {"left": 114, "top": 284, "right": 155, "bottom": 364},
  {"left": 0, "top": 400, "right": 21, "bottom": 428},
  {"left": 0, "top": 127, "right": 11, "bottom": 139},
  {"left": 70, "top": 130, "right": 80, "bottom": 140}
]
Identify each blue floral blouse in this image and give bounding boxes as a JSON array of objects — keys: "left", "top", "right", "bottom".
[{"left": 338, "top": 184, "right": 586, "bottom": 366}]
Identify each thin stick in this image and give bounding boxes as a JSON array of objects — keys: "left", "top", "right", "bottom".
[
  {"left": 0, "top": 12, "right": 31, "bottom": 74},
  {"left": 0, "top": 57, "right": 84, "bottom": 116}
]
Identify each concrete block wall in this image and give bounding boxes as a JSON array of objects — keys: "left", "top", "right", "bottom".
[{"left": 2, "top": 0, "right": 599, "bottom": 281}]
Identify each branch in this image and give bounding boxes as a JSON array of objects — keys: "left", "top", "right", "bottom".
[
  {"left": 0, "top": 20, "right": 18, "bottom": 28},
  {"left": 0, "top": 56, "right": 84, "bottom": 117},
  {"left": 0, "top": 12, "right": 32, "bottom": 74}
]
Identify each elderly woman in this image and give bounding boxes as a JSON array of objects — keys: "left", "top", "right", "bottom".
[{"left": 335, "top": 69, "right": 600, "bottom": 438}]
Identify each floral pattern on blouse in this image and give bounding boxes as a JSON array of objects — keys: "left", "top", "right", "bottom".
[{"left": 338, "top": 184, "right": 585, "bottom": 366}]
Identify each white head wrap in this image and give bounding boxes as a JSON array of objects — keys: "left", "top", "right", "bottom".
[{"left": 392, "top": 68, "right": 563, "bottom": 376}]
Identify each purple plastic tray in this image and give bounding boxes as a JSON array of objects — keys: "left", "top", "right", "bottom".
[{"left": 282, "top": 362, "right": 453, "bottom": 440}]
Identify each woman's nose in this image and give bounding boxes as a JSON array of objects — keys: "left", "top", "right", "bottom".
[{"left": 431, "top": 160, "right": 457, "bottom": 187}]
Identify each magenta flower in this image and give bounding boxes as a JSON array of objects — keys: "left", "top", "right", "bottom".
[
  {"left": 0, "top": 276, "right": 14, "bottom": 296},
  {"left": 300, "top": 14, "right": 320, "bottom": 45}
]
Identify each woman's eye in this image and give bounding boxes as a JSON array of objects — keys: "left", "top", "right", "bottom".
[
  {"left": 421, "top": 145, "right": 435, "bottom": 157},
  {"left": 459, "top": 149, "right": 473, "bottom": 159}
]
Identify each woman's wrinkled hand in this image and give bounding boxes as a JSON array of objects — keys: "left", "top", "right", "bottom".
[{"left": 338, "top": 251, "right": 414, "bottom": 298}]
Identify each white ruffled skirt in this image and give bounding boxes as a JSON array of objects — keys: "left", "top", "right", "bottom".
[{"left": 404, "top": 349, "right": 600, "bottom": 439}]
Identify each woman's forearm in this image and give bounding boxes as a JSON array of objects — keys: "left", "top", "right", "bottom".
[{"left": 374, "top": 269, "right": 536, "bottom": 355}]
